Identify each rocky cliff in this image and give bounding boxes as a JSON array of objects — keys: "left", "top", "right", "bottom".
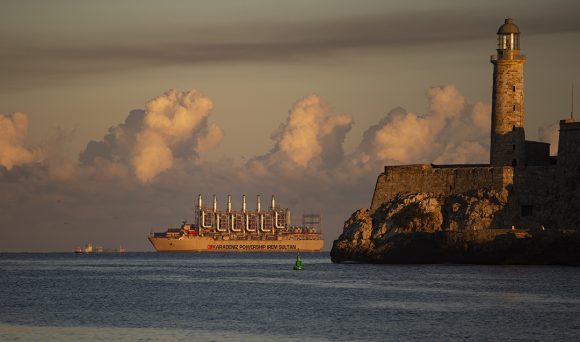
[{"left": 331, "top": 189, "right": 580, "bottom": 265}]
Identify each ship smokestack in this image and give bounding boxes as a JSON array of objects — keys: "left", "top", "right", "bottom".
[
  {"left": 242, "top": 195, "right": 247, "bottom": 213},
  {"left": 213, "top": 194, "right": 217, "bottom": 212},
  {"left": 271, "top": 195, "right": 276, "bottom": 209},
  {"left": 257, "top": 195, "right": 261, "bottom": 213},
  {"left": 227, "top": 194, "right": 232, "bottom": 213}
]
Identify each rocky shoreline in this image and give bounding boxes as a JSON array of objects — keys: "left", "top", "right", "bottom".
[{"left": 331, "top": 190, "right": 580, "bottom": 265}]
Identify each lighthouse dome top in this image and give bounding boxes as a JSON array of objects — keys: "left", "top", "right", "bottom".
[{"left": 497, "top": 18, "right": 520, "bottom": 34}]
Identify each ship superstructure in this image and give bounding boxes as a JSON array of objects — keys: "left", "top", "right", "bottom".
[{"left": 148, "top": 195, "right": 324, "bottom": 252}]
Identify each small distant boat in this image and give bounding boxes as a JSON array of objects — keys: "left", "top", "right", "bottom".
[
  {"left": 74, "top": 243, "right": 126, "bottom": 254},
  {"left": 74, "top": 243, "right": 93, "bottom": 254}
]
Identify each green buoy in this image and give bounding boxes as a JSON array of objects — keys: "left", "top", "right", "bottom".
[{"left": 293, "top": 253, "right": 303, "bottom": 270}]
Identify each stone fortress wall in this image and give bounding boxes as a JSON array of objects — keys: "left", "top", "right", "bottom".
[
  {"left": 369, "top": 158, "right": 574, "bottom": 230},
  {"left": 369, "top": 18, "right": 580, "bottom": 231},
  {"left": 370, "top": 164, "right": 514, "bottom": 211}
]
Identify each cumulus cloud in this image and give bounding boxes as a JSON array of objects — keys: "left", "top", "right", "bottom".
[
  {"left": 247, "top": 95, "right": 353, "bottom": 174},
  {"left": 79, "top": 89, "right": 223, "bottom": 182},
  {"left": 538, "top": 122, "right": 559, "bottom": 156},
  {"left": 132, "top": 131, "right": 174, "bottom": 183},
  {"left": 195, "top": 123, "right": 224, "bottom": 155},
  {"left": 1, "top": 85, "right": 499, "bottom": 251},
  {"left": 434, "top": 142, "right": 489, "bottom": 165},
  {"left": 0, "top": 112, "right": 44, "bottom": 170},
  {"left": 348, "top": 85, "right": 490, "bottom": 172}
]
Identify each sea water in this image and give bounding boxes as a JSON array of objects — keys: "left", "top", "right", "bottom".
[{"left": 1, "top": 252, "right": 579, "bottom": 341}]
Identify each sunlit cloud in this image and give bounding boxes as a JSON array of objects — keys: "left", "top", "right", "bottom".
[
  {"left": 0, "top": 112, "right": 44, "bottom": 170},
  {"left": 247, "top": 94, "right": 353, "bottom": 174},
  {"left": 346, "top": 85, "right": 490, "bottom": 173},
  {"left": 1, "top": 85, "right": 494, "bottom": 251},
  {"left": 79, "top": 89, "right": 222, "bottom": 183}
]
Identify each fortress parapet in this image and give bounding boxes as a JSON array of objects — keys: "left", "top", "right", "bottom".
[{"left": 370, "top": 164, "right": 514, "bottom": 211}]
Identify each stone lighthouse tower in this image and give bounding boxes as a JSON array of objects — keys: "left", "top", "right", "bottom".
[{"left": 490, "top": 18, "right": 526, "bottom": 166}]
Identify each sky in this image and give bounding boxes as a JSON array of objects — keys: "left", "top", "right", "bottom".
[{"left": 1, "top": 0, "right": 580, "bottom": 252}]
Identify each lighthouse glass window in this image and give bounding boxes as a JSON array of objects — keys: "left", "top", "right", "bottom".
[
  {"left": 499, "top": 35, "right": 508, "bottom": 49},
  {"left": 498, "top": 34, "right": 518, "bottom": 50}
]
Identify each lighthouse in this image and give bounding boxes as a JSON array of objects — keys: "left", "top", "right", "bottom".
[{"left": 490, "top": 18, "right": 526, "bottom": 167}]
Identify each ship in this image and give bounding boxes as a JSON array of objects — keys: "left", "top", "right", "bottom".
[
  {"left": 148, "top": 194, "right": 324, "bottom": 252},
  {"left": 74, "top": 243, "right": 127, "bottom": 254}
]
